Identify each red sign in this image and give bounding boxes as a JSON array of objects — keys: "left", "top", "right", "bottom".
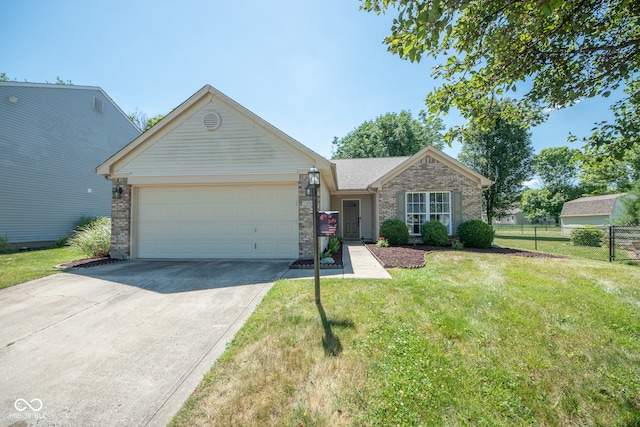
[{"left": 318, "top": 211, "right": 339, "bottom": 236}]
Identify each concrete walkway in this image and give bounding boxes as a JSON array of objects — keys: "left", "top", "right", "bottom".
[{"left": 282, "top": 241, "right": 391, "bottom": 279}]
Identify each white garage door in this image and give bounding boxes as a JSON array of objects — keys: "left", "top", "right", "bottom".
[{"left": 135, "top": 185, "right": 298, "bottom": 259}]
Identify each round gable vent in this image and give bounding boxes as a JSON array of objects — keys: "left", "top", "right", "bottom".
[{"left": 203, "top": 112, "right": 222, "bottom": 131}]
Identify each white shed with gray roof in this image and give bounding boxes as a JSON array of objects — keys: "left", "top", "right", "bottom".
[{"left": 560, "top": 193, "right": 635, "bottom": 234}]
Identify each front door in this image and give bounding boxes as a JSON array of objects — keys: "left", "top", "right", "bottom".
[{"left": 343, "top": 200, "right": 360, "bottom": 240}]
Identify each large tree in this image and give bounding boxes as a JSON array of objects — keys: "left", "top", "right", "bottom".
[
  {"left": 617, "top": 180, "right": 640, "bottom": 225},
  {"left": 522, "top": 146, "right": 580, "bottom": 223},
  {"left": 458, "top": 109, "right": 534, "bottom": 225},
  {"left": 361, "top": 0, "right": 640, "bottom": 159},
  {"left": 579, "top": 144, "right": 640, "bottom": 194},
  {"left": 533, "top": 146, "right": 580, "bottom": 192},
  {"left": 521, "top": 188, "right": 568, "bottom": 224},
  {"left": 331, "top": 110, "right": 444, "bottom": 159}
]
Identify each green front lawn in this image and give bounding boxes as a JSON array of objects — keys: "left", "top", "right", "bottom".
[
  {"left": 493, "top": 226, "right": 613, "bottom": 261},
  {"left": 0, "top": 246, "right": 86, "bottom": 290},
  {"left": 171, "top": 252, "right": 640, "bottom": 426}
]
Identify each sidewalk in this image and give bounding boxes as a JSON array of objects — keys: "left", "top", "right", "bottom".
[{"left": 281, "top": 241, "right": 391, "bottom": 279}]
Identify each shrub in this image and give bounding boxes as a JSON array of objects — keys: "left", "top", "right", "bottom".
[
  {"left": 75, "top": 215, "right": 99, "bottom": 229},
  {"left": 328, "top": 236, "right": 341, "bottom": 254},
  {"left": 56, "top": 234, "right": 71, "bottom": 247},
  {"left": 420, "top": 221, "right": 449, "bottom": 246},
  {"left": 570, "top": 226, "right": 605, "bottom": 247},
  {"left": 376, "top": 237, "right": 390, "bottom": 248},
  {"left": 68, "top": 217, "right": 112, "bottom": 258},
  {"left": 0, "top": 235, "right": 15, "bottom": 254},
  {"left": 379, "top": 219, "right": 409, "bottom": 245},
  {"left": 458, "top": 219, "right": 494, "bottom": 248}
]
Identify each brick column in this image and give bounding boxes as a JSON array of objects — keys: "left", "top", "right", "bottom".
[
  {"left": 298, "top": 173, "right": 314, "bottom": 259},
  {"left": 110, "top": 178, "right": 131, "bottom": 259}
]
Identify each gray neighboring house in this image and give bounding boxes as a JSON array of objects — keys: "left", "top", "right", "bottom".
[
  {"left": 0, "top": 82, "right": 140, "bottom": 248},
  {"left": 97, "top": 84, "right": 491, "bottom": 260},
  {"left": 492, "top": 205, "right": 554, "bottom": 225},
  {"left": 560, "top": 193, "right": 635, "bottom": 235}
]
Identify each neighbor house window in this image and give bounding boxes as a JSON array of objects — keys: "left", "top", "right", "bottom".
[{"left": 406, "top": 192, "right": 452, "bottom": 235}]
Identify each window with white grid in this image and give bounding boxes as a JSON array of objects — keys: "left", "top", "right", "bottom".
[{"left": 406, "top": 192, "right": 452, "bottom": 235}]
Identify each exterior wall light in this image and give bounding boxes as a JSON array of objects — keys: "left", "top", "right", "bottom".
[
  {"left": 112, "top": 187, "right": 123, "bottom": 199},
  {"left": 308, "top": 167, "right": 320, "bottom": 188}
]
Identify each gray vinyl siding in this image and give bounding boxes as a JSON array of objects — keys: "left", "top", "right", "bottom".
[{"left": 0, "top": 83, "right": 140, "bottom": 244}]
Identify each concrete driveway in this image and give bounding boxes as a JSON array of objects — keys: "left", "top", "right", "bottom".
[{"left": 0, "top": 260, "right": 290, "bottom": 427}]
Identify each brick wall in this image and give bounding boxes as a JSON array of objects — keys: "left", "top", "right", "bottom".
[
  {"left": 110, "top": 178, "right": 131, "bottom": 259},
  {"left": 378, "top": 155, "right": 483, "bottom": 236}
]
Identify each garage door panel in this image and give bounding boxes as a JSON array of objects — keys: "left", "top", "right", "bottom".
[{"left": 136, "top": 185, "right": 297, "bottom": 259}]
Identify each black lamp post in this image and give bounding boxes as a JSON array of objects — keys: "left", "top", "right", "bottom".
[{"left": 307, "top": 167, "right": 321, "bottom": 304}]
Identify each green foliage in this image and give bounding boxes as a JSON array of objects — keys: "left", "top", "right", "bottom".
[
  {"left": 458, "top": 219, "right": 494, "bottom": 248},
  {"left": 376, "top": 237, "right": 390, "bottom": 247},
  {"left": 328, "top": 236, "right": 341, "bottom": 254},
  {"left": 380, "top": 219, "right": 409, "bottom": 245},
  {"left": 451, "top": 240, "right": 464, "bottom": 250},
  {"left": 361, "top": 1, "right": 640, "bottom": 159},
  {"left": 332, "top": 110, "right": 444, "bottom": 159},
  {"left": 579, "top": 144, "right": 640, "bottom": 195},
  {"left": 68, "top": 217, "right": 111, "bottom": 258},
  {"left": 579, "top": 79, "right": 640, "bottom": 161},
  {"left": 458, "top": 104, "right": 534, "bottom": 224},
  {"left": 521, "top": 188, "right": 569, "bottom": 224},
  {"left": 533, "top": 146, "right": 580, "bottom": 192},
  {"left": 617, "top": 181, "right": 640, "bottom": 225},
  {"left": 54, "top": 76, "right": 72, "bottom": 85},
  {"left": 128, "top": 109, "right": 165, "bottom": 131},
  {"left": 419, "top": 221, "right": 449, "bottom": 246},
  {"left": 75, "top": 215, "right": 99, "bottom": 229},
  {"left": 0, "top": 235, "right": 15, "bottom": 254},
  {"left": 55, "top": 235, "right": 71, "bottom": 248},
  {"left": 570, "top": 226, "right": 605, "bottom": 247}
]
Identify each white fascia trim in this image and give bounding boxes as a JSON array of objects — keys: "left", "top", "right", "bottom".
[{"left": 125, "top": 173, "right": 298, "bottom": 185}]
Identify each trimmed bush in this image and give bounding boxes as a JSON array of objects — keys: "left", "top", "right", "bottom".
[
  {"left": 420, "top": 221, "right": 449, "bottom": 246},
  {"left": 328, "top": 236, "right": 341, "bottom": 254},
  {"left": 376, "top": 237, "right": 390, "bottom": 248},
  {"left": 570, "top": 226, "right": 605, "bottom": 247},
  {"left": 379, "top": 219, "right": 409, "bottom": 246},
  {"left": 0, "top": 235, "right": 15, "bottom": 254},
  {"left": 458, "top": 219, "right": 494, "bottom": 248},
  {"left": 68, "top": 217, "right": 111, "bottom": 258}
]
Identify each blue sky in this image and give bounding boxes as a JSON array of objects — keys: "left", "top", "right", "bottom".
[{"left": 1, "top": 0, "right": 617, "bottom": 160}]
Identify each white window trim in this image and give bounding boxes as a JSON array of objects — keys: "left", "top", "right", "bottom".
[{"left": 406, "top": 191, "right": 452, "bottom": 235}]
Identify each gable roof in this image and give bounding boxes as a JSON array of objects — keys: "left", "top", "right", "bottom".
[
  {"left": 560, "top": 193, "right": 626, "bottom": 217},
  {"left": 0, "top": 81, "right": 138, "bottom": 132},
  {"left": 332, "top": 145, "right": 492, "bottom": 192},
  {"left": 96, "top": 84, "right": 334, "bottom": 186},
  {"left": 332, "top": 156, "right": 409, "bottom": 190}
]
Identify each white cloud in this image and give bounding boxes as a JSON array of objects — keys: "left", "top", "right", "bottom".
[{"left": 523, "top": 178, "right": 542, "bottom": 189}]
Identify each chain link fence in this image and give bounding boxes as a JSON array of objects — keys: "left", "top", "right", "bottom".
[{"left": 492, "top": 224, "right": 640, "bottom": 262}]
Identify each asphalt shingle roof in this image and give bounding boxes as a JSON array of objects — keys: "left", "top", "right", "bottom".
[
  {"left": 332, "top": 157, "right": 409, "bottom": 190},
  {"left": 560, "top": 193, "right": 625, "bottom": 217}
]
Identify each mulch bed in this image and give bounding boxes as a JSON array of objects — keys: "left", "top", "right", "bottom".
[
  {"left": 55, "top": 257, "right": 122, "bottom": 269},
  {"left": 289, "top": 243, "right": 343, "bottom": 269},
  {"left": 366, "top": 243, "right": 566, "bottom": 269}
]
